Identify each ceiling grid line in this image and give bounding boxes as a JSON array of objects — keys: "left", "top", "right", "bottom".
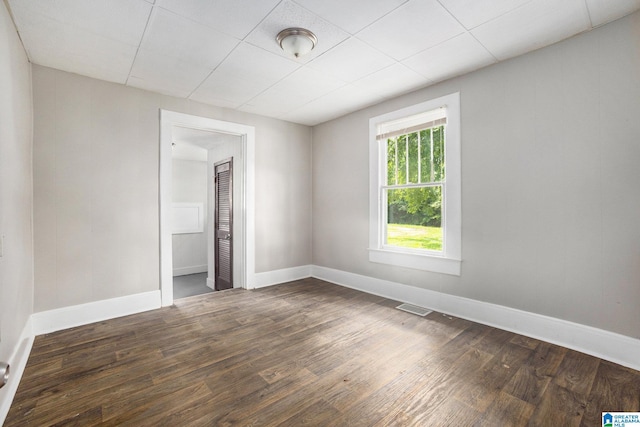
[
  {"left": 125, "top": 3, "right": 156, "bottom": 86},
  {"left": 432, "top": 0, "right": 499, "bottom": 62},
  {"left": 583, "top": 0, "right": 595, "bottom": 28}
]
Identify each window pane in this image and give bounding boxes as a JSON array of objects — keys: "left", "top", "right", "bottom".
[
  {"left": 386, "top": 138, "right": 396, "bottom": 185},
  {"left": 433, "top": 125, "right": 445, "bottom": 181},
  {"left": 419, "top": 129, "right": 431, "bottom": 183},
  {"left": 396, "top": 136, "right": 406, "bottom": 185},
  {"left": 386, "top": 186, "right": 442, "bottom": 251},
  {"left": 407, "top": 132, "right": 419, "bottom": 183},
  {"left": 389, "top": 125, "right": 445, "bottom": 186},
  {"left": 417, "top": 126, "right": 446, "bottom": 183}
]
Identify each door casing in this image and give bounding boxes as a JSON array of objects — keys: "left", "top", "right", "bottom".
[{"left": 159, "top": 110, "right": 256, "bottom": 307}]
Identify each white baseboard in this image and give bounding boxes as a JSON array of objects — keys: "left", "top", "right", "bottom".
[
  {"left": 173, "top": 265, "right": 207, "bottom": 277},
  {"left": 32, "top": 290, "right": 162, "bottom": 335},
  {"left": 312, "top": 265, "right": 640, "bottom": 371},
  {"left": 0, "top": 318, "right": 34, "bottom": 426},
  {"left": 252, "top": 265, "right": 312, "bottom": 289}
]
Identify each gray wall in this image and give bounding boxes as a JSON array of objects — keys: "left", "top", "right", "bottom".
[
  {"left": 312, "top": 12, "right": 640, "bottom": 339},
  {"left": 32, "top": 65, "right": 312, "bottom": 312},
  {"left": 172, "top": 158, "right": 208, "bottom": 276},
  {"left": 0, "top": 2, "right": 33, "bottom": 368}
]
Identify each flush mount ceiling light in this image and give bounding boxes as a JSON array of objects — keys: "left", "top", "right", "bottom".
[{"left": 276, "top": 27, "right": 317, "bottom": 58}]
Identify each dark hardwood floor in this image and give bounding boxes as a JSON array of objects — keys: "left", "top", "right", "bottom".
[{"left": 6, "top": 278, "right": 640, "bottom": 426}]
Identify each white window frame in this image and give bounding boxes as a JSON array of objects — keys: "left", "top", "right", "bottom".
[{"left": 369, "top": 92, "right": 461, "bottom": 276}]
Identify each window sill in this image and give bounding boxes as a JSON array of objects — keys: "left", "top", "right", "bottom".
[{"left": 368, "top": 248, "right": 461, "bottom": 276}]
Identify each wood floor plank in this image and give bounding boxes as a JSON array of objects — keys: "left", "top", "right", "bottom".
[
  {"left": 49, "top": 406, "right": 103, "bottom": 427},
  {"left": 210, "top": 367, "right": 319, "bottom": 425},
  {"left": 25, "top": 374, "right": 155, "bottom": 426},
  {"left": 279, "top": 398, "right": 341, "bottom": 426},
  {"left": 298, "top": 325, "right": 442, "bottom": 415},
  {"left": 396, "top": 398, "right": 482, "bottom": 427},
  {"left": 581, "top": 361, "right": 640, "bottom": 426},
  {"left": 502, "top": 341, "right": 566, "bottom": 406},
  {"left": 455, "top": 342, "right": 533, "bottom": 412},
  {"left": 553, "top": 349, "right": 600, "bottom": 394},
  {"left": 102, "top": 381, "right": 213, "bottom": 426},
  {"left": 527, "top": 382, "right": 587, "bottom": 426},
  {"left": 6, "top": 279, "right": 640, "bottom": 426},
  {"left": 376, "top": 347, "right": 493, "bottom": 426},
  {"left": 502, "top": 363, "right": 552, "bottom": 406},
  {"left": 474, "top": 391, "right": 534, "bottom": 426}
]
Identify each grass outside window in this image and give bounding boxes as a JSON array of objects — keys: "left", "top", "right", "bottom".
[{"left": 386, "top": 223, "right": 442, "bottom": 251}]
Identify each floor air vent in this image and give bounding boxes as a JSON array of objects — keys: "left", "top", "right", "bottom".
[{"left": 396, "top": 303, "right": 432, "bottom": 317}]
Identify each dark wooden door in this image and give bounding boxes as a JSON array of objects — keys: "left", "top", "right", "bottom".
[{"left": 214, "top": 158, "right": 233, "bottom": 291}]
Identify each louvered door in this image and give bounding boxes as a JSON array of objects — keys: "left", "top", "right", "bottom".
[{"left": 214, "top": 159, "right": 233, "bottom": 291}]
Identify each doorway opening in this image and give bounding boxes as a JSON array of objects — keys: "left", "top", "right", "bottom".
[
  {"left": 170, "top": 133, "right": 238, "bottom": 298},
  {"left": 160, "top": 110, "right": 256, "bottom": 307}
]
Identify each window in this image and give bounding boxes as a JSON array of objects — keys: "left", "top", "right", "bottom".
[{"left": 369, "top": 93, "right": 461, "bottom": 275}]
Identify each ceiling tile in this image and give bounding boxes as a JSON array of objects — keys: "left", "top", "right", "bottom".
[
  {"left": 281, "top": 84, "right": 383, "bottom": 125},
  {"left": 190, "top": 42, "right": 301, "bottom": 114},
  {"left": 352, "top": 63, "right": 430, "bottom": 99},
  {"left": 586, "top": 0, "right": 640, "bottom": 27},
  {"left": 472, "top": 0, "right": 591, "bottom": 61},
  {"left": 12, "top": 11, "right": 135, "bottom": 84},
  {"left": 280, "top": 101, "right": 349, "bottom": 126},
  {"left": 8, "top": 0, "right": 152, "bottom": 46},
  {"left": 210, "top": 43, "right": 300, "bottom": 89},
  {"left": 141, "top": 7, "right": 240, "bottom": 68},
  {"left": 128, "top": 49, "right": 212, "bottom": 98},
  {"left": 190, "top": 65, "right": 276, "bottom": 109},
  {"left": 238, "top": 96, "right": 292, "bottom": 118},
  {"left": 244, "top": 0, "right": 350, "bottom": 63},
  {"left": 188, "top": 93, "right": 244, "bottom": 110},
  {"left": 294, "top": 0, "right": 408, "bottom": 34},
  {"left": 241, "top": 66, "right": 347, "bottom": 116},
  {"left": 266, "top": 66, "right": 347, "bottom": 101},
  {"left": 403, "top": 33, "right": 496, "bottom": 82},
  {"left": 155, "top": 0, "right": 281, "bottom": 39},
  {"left": 307, "top": 37, "right": 395, "bottom": 82},
  {"left": 357, "top": 0, "right": 465, "bottom": 60},
  {"left": 437, "top": 0, "right": 532, "bottom": 30}
]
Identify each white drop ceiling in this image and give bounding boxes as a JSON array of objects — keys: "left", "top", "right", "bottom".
[{"left": 7, "top": 0, "right": 640, "bottom": 126}]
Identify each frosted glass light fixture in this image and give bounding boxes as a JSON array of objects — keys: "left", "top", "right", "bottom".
[{"left": 276, "top": 28, "right": 317, "bottom": 58}]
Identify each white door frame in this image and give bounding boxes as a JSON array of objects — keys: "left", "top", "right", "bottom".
[{"left": 159, "top": 110, "right": 256, "bottom": 306}]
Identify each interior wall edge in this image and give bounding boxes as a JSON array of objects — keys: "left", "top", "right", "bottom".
[{"left": 0, "top": 1, "right": 35, "bottom": 419}]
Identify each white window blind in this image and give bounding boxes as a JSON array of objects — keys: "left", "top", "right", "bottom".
[{"left": 376, "top": 107, "right": 447, "bottom": 141}]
